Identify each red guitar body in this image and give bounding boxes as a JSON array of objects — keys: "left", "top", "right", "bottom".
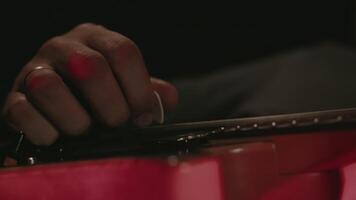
[{"left": 0, "top": 128, "right": 356, "bottom": 200}]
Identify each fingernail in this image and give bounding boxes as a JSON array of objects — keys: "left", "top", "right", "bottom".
[
  {"left": 134, "top": 112, "right": 153, "bottom": 127},
  {"left": 153, "top": 91, "right": 165, "bottom": 124}
]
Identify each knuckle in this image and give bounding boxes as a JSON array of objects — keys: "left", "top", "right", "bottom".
[
  {"left": 103, "top": 37, "right": 141, "bottom": 72},
  {"left": 75, "top": 23, "right": 96, "bottom": 30},
  {"left": 74, "top": 23, "right": 105, "bottom": 32},
  {"left": 68, "top": 50, "right": 107, "bottom": 81},
  {"left": 71, "top": 49, "right": 106, "bottom": 64},
  {"left": 4, "top": 95, "right": 29, "bottom": 122},
  {"left": 39, "top": 36, "right": 68, "bottom": 52},
  {"left": 116, "top": 37, "right": 138, "bottom": 55},
  {"left": 25, "top": 70, "right": 61, "bottom": 94},
  {"left": 108, "top": 36, "right": 137, "bottom": 53},
  {"left": 85, "top": 51, "right": 107, "bottom": 64}
]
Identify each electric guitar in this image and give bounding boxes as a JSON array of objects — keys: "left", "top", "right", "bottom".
[{"left": 1, "top": 108, "right": 356, "bottom": 200}]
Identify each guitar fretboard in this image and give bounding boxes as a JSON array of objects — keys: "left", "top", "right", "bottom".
[
  {"left": 8, "top": 108, "right": 356, "bottom": 165},
  {"left": 140, "top": 107, "right": 356, "bottom": 141}
]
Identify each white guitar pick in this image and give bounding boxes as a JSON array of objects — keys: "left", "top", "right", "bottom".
[{"left": 152, "top": 91, "right": 164, "bottom": 124}]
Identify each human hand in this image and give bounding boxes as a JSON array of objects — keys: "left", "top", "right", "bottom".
[{"left": 2, "top": 23, "right": 178, "bottom": 146}]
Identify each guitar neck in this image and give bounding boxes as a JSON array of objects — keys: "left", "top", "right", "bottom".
[
  {"left": 6, "top": 107, "right": 356, "bottom": 165},
  {"left": 139, "top": 107, "right": 356, "bottom": 137}
]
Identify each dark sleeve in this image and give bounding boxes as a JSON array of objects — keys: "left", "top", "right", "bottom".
[{"left": 167, "top": 43, "right": 356, "bottom": 123}]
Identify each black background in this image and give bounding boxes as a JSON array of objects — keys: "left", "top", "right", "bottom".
[{"left": 1, "top": 0, "right": 354, "bottom": 99}]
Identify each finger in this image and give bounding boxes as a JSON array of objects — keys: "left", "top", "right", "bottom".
[
  {"left": 69, "top": 24, "right": 156, "bottom": 126},
  {"left": 24, "top": 67, "right": 91, "bottom": 135},
  {"left": 151, "top": 77, "right": 179, "bottom": 111},
  {"left": 3, "top": 92, "right": 59, "bottom": 146},
  {"left": 36, "top": 37, "right": 130, "bottom": 127}
]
